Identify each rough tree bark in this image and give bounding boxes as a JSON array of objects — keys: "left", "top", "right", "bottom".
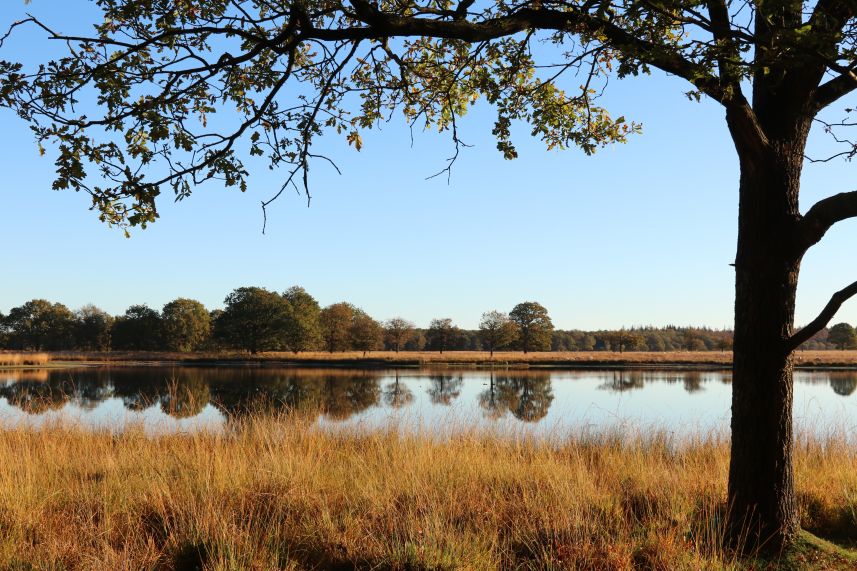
[{"left": 726, "top": 71, "right": 813, "bottom": 548}]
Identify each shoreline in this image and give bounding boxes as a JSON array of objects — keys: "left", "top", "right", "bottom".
[{"left": 4, "top": 349, "right": 857, "bottom": 371}]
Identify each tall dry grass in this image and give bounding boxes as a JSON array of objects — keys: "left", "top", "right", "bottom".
[
  {"left": 0, "top": 416, "right": 854, "bottom": 570},
  {"left": 43, "top": 349, "right": 857, "bottom": 369},
  {"left": 0, "top": 351, "right": 50, "bottom": 366}
]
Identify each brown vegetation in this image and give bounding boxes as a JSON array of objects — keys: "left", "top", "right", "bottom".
[
  {"left": 31, "top": 349, "right": 857, "bottom": 369},
  {"left": 0, "top": 352, "right": 51, "bottom": 367},
  {"left": 0, "top": 416, "right": 853, "bottom": 569}
]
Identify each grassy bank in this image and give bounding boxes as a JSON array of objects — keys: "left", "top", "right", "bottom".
[
  {"left": 32, "top": 349, "right": 857, "bottom": 369},
  {"left": 0, "top": 352, "right": 50, "bottom": 367},
  {"left": 0, "top": 416, "right": 855, "bottom": 569}
]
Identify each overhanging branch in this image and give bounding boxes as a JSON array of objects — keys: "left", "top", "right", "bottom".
[
  {"left": 813, "top": 69, "right": 857, "bottom": 111},
  {"left": 798, "top": 189, "right": 857, "bottom": 251},
  {"left": 786, "top": 280, "right": 857, "bottom": 352}
]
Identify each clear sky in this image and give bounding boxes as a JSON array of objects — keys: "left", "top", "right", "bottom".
[{"left": 1, "top": 1, "right": 856, "bottom": 330}]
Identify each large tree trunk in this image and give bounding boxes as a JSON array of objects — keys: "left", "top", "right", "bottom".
[{"left": 726, "top": 106, "right": 808, "bottom": 550}]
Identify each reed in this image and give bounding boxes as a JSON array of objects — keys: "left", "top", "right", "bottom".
[
  {"left": 0, "top": 352, "right": 50, "bottom": 366},
  {"left": 0, "top": 416, "right": 854, "bottom": 569}
]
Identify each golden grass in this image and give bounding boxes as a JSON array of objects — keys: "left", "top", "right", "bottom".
[
  {"left": 0, "top": 351, "right": 51, "bottom": 367},
  {"left": 0, "top": 416, "right": 855, "bottom": 570},
  {"left": 41, "top": 349, "right": 857, "bottom": 369}
]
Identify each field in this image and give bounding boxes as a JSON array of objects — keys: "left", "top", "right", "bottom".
[
  {"left": 0, "top": 415, "right": 854, "bottom": 570},
  {"left": 24, "top": 349, "right": 857, "bottom": 369}
]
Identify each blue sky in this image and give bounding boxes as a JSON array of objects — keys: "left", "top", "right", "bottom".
[{"left": 1, "top": 1, "right": 856, "bottom": 330}]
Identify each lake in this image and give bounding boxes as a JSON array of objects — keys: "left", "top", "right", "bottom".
[{"left": 1, "top": 366, "right": 856, "bottom": 437}]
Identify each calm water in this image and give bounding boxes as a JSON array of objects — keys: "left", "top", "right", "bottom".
[{"left": 1, "top": 367, "right": 856, "bottom": 437}]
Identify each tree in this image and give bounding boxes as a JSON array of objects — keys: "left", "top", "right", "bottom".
[
  {"left": 320, "top": 303, "right": 356, "bottom": 352},
  {"left": 349, "top": 310, "right": 383, "bottom": 356},
  {"left": 282, "top": 286, "right": 323, "bottom": 353},
  {"left": 216, "top": 287, "right": 290, "bottom": 353},
  {"left": 112, "top": 305, "right": 163, "bottom": 350},
  {"left": 0, "top": 312, "right": 8, "bottom": 349},
  {"left": 5, "top": 299, "right": 75, "bottom": 350},
  {"left": 426, "top": 318, "right": 458, "bottom": 354},
  {"left": 74, "top": 304, "right": 114, "bottom": 351},
  {"left": 161, "top": 298, "right": 211, "bottom": 353},
  {"left": 509, "top": 302, "right": 553, "bottom": 353},
  {"left": 827, "top": 323, "right": 857, "bottom": 350},
  {"left": 383, "top": 317, "right": 415, "bottom": 353},
  {"left": 478, "top": 310, "right": 516, "bottom": 357},
  {"left": 12, "top": 0, "right": 857, "bottom": 550}
]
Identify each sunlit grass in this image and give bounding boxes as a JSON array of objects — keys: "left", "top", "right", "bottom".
[
  {"left": 0, "top": 415, "right": 854, "bottom": 569},
  {"left": 0, "top": 351, "right": 50, "bottom": 366},
  {"left": 39, "top": 349, "right": 857, "bottom": 368}
]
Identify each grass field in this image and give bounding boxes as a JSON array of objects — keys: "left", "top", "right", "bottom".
[
  {"left": 28, "top": 349, "right": 857, "bottom": 369},
  {"left": 0, "top": 415, "right": 854, "bottom": 570}
]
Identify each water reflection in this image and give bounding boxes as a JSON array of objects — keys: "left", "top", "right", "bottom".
[
  {"left": 830, "top": 374, "right": 857, "bottom": 396},
  {"left": 427, "top": 375, "right": 463, "bottom": 406},
  {"left": 383, "top": 372, "right": 414, "bottom": 409},
  {"left": 0, "top": 367, "right": 855, "bottom": 435}
]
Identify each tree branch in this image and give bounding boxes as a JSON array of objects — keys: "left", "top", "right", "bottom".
[
  {"left": 308, "top": 6, "right": 733, "bottom": 104},
  {"left": 797, "top": 189, "right": 857, "bottom": 251},
  {"left": 813, "top": 70, "right": 857, "bottom": 111},
  {"left": 786, "top": 280, "right": 857, "bottom": 352}
]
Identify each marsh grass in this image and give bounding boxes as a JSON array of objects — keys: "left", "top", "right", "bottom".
[
  {"left": 40, "top": 349, "right": 857, "bottom": 369},
  {"left": 0, "top": 352, "right": 50, "bottom": 367},
  {"left": 0, "top": 415, "right": 854, "bottom": 570}
]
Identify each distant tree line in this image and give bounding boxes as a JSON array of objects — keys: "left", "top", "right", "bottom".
[{"left": 2, "top": 288, "right": 851, "bottom": 353}]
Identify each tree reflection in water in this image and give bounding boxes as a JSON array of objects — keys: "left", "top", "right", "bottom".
[
  {"left": 600, "top": 371, "right": 645, "bottom": 393},
  {"left": 427, "top": 375, "right": 463, "bottom": 406},
  {"left": 830, "top": 374, "right": 857, "bottom": 396},
  {"left": 319, "top": 373, "right": 381, "bottom": 420},
  {"left": 0, "top": 377, "right": 74, "bottom": 414},
  {"left": 479, "top": 372, "right": 553, "bottom": 422},
  {"left": 160, "top": 370, "right": 211, "bottom": 418},
  {"left": 383, "top": 371, "right": 414, "bottom": 409},
  {"left": 1, "top": 368, "right": 856, "bottom": 427}
]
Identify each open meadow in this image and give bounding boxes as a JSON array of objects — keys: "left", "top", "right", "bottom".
[{"left": 0, "top": 414, "right": 854, "bottom": 570}]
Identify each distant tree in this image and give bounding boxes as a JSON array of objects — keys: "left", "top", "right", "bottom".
[
  {"left": 282, "top": 286, "right": 323, "bottom": 353},
  {"left": 161, "top": 298, "right": 211, "bottom": 353},
  {"left": 509, "top": 302, "right": 553, "bottom": 353},
  {"left": 112, "top": 305, "right": 163, "bottom": 350},
  {"left": 216, "top": 287, "right": 290, "bottom": 354},
  {"left": 478, "top": 311, "right": 517, "bottom": 357},
  {"left": 403, "top": 330, "right": 426, "bottom": 351},
  {"left": 74, "top": 304, "right": 114, "bottom": 351},
  {"left": 349, "top": 310, "right": 383, "bottom": 356},
  {"left": 580, "top": 334, "right": 596, "bottom": 352},
  {"left": 383, "top": 317, "right": 415, "bottom": 353},
  {"left": 827, "top": 323, "right": 857, "bottom": 350},
  {"left": 0, "top": 312, "right": 9, "bottom": 349},
  {"left": 320, "top": 303, "right": 356, "bottom": 352},
  {"left": 5, "top": 299, "right": 75, "bottom": 350},
  {"left": 680, "top": 329, "right": 698, "bottom": 351},
  {"left": 426, "top": 318, "right": 458, "bottom": 354},
  {"left": 646, "top": 333, "right": 666, "bottom": 352}
]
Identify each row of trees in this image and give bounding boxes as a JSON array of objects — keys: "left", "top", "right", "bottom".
[
  {"left": 0, "top": 289, "right": 551, "bottom": 354},
  {"left": 11, "top": 289, "right": 848, "bottom": 354}
]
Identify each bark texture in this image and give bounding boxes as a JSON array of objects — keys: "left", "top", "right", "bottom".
[{"left": 726, "top": 90, "right": 811, "bottom": 549}]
